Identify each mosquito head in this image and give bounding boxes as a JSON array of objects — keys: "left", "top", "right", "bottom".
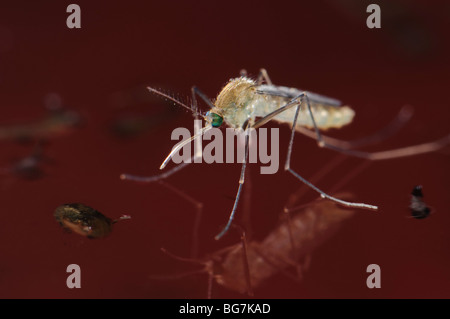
[{"left": 205, "top": 111, "right": 223, "bottom": 128}]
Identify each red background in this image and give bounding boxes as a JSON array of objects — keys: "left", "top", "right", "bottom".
[{"left": 0, "top": 0, "right": 449, "bottom": 298}]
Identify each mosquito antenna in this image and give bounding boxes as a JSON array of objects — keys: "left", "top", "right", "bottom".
[
  {"left": 147, "top": 87, "right": 206, "bottom": 119},
  {"left": 160, "top": 125, "right": 212, "bottom": 169}
]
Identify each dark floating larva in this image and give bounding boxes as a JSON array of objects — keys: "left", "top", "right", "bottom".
[
  {"left": 54, "top": 203, "right": 130, "bottom": 239},
  {"left": 410, "top": 185, "right": 431, "bottom": 219}
]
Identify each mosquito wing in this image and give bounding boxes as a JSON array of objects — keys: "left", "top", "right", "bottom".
[{"left": 256, "top": 84, "right": 342, "bottom": 107}]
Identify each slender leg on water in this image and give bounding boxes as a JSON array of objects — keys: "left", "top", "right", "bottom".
[
  {"left": 281, "top": 157, "right": 375, "bottom": 284},
  {"left": 284, "top": 104, "right": 302, "bottom": 171},
  {"left": 254, "top": 93, "right": 379, "bottom": 209},
  {"left": 158, "top": 181, "right": 203, "bottom": 258},
  {"left": 251, "top": 92, "right": 448, "bottom": 208},
  {"left": 215, "top": 123, "right": 251, "bottom": 240},
  {"left": 296, "top": 105, "right": 414, "bottom": 150},
  {"left": 285, "top": 158, "right": 374, "bottom": 215},
  {"left": 253, "top": 94, "right": 305, "bottom": 129},
  {"left": 301, "top": 97, "right": 450, "bottom": 160},
  {"left": 283, "top": 98, "right": 378, "bottom": 210},
  {"left": 284, "top": 154, "right": 347, "bottom": 213},
  {"left": 304, "top": 95, "right": 325, "bottom": 147},
  {"left": 241, "top": 164, "right": 253, "bottom": 239},
  {"left": 287, "top": 160, "right": 377, "bottom": 210},
  {"left": 231, "top": 225, "right": 254, "bottom": 297},
  {"left": 253, "top": 93, "right": 449, "bottom": 159}
]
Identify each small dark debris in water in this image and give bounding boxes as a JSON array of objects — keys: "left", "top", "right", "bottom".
[
  {"left": 54, "top": 203, "right": 130, "bottom": 239},
  {"left": 110, "top": 115, "right": 155, "bottom": 138},
  {"left": 110, "top": 110, "right": 175, "bottom": 139},
  {"left": 0, "top": 107, "right": 82, "bottom": 144},
  {"left": 410, "top": 185, "right": 431, "bottom": 219},
  {"left": 11, "top": 143, "right": 50, "bottom": 180}
]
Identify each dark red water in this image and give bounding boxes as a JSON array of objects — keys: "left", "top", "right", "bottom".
[{"left": 0, "top": 1, "right": 449, "bottom": 298}]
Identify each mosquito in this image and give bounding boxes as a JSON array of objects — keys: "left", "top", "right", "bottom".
[{"left": 120, "top": 69, "right": 450, "bottom": 240}]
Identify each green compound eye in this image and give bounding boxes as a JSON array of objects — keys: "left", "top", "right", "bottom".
[{"left": 207, "top": 111, "right": 223, "bottom": 127}]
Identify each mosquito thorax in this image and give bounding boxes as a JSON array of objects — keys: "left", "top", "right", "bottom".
[
  {"left": 215, "top": 77, "right": 256, "bottom": 107},
  {"left": 214, "top": 77, "right": 258, "bottom": 129}
]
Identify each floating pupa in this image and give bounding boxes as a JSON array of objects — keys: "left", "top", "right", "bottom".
[{"left": 54, "top": 203, "right": 130, "bottom": 239}]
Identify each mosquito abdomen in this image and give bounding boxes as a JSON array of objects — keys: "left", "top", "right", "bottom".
[
  {"left": 289, "top": 104, "right": 355, "bottom": 130},
  {"left": 251, "top": 95, "right": 355, "bottom": 130}
]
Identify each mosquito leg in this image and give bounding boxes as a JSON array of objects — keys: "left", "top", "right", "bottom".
[
  {"left": 284, "top": 154, "right": 347, "bottom": 213},
  {"left": 252, "top": 95, "right": 305, "bottom": 129},
  {"left": 285, "top": 156, "right": 374, "bottom": 216},
  {"left": 284, "top": 95, "right": 378, "bottom": 211},
  {"left": 283, "top": 155, "right": 345, "bottom": 267},
  {"left": 120, "top": 157, "right": 194, "bottom": 183},
  {"left": 241, "top": 163, "right": 253, "bottom": 239},
  {"left": 287, "top": 168, "right": 376, "bottom": 210},
  {"left": 231, "top": 224, "right": 254, "bottom": 296},
  {"left": 122, "top": 162, "right": 203, "bottom": 257},
  {"left": 296, "top": 104, "right": 414, "bottom": 150},
  {"left": 158, "top": 181, "right": 204, "bottom": 258},
  {"left": 240, "top": 229, "right": 254, "bottom": 297},
  {"left": 192, "top": 86, "right": 216, "bottom": 109},
  {"left": 257, "top": 68, "right": 273, "bottom": 86},
  {"left": 283, "top": 158, "right": 348, "bottom": 261},
  {"left": 254, "top": 90, "right": 448, "bottom": 159},
  {"left": 251, "top": 91, "right": 409, "bottom": 148},
  {"left": 215, "top": 121, "right": 251, "bottom": 240},
  {"left": 252, "top": 92, "right": 436, "bottom": 208},
  {"left": 302, "top": 96, "right": 450, "bottom": 160},
  {"left": 253, "top": 93, "right": 378, "bottom": 209}
]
